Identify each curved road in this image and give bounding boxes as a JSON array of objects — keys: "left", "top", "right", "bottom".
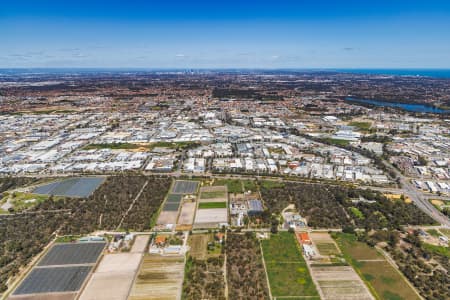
[{"left": 382, "top": 160, "right": 450, "bottom": 227}]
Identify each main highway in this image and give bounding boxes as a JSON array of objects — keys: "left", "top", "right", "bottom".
[{"left": 382, "top": 160, "right": 450, "bottom": 227}]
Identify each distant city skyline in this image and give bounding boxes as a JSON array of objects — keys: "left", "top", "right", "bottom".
[{"left": 1, "top": 0, "right": 450, "bottom": 68}]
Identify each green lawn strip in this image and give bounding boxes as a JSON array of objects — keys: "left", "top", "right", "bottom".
[
  {"left": 200, "top": 191, "right": 227, "bottom": 199},
  {"left": 348, "top": 121, "right": 372, "bottom": 132},
  {"left": 84, "top": 142, "right": 144, "bottom": 150},
  {"left": 213, "top": 179, "right": 243, "bottom": 193},
  {"left": 259, "top": 180, "right": 285, "bottom": 190},
  {"left": 261, "top": 232, "right": 319, "bottom": 297},
  {"left": 425, "top": 229, "right": 440, "bottom": 237},
  {"left": 333, "top": 233, "right": 420, "bottom": 300},
  {"left": 149, "top": 141, "right": 199, "bottom": 150},
  {"left": 55, "top": 235, "right": 83, "bottom": 243},
  {"left": 84, "top": 141, "right": 199, "bottom": 151},
  {"left": 321, "top": 138, "right": 351, "bottom": 147},
  {"left": 422, "top": 242, "right": 450, "bottom": 258},
  {"left": 198, "top": 202, "right": 227, "bottom": 209},
  {"left": 7, "top": 192, "right": 51, "bottom": 212}
]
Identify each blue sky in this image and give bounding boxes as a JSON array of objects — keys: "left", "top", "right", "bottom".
[{"left": 1, "top": 0, "right": 450, "bottom": 68}]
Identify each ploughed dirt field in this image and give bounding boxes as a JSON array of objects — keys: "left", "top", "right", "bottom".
[
  {"left": 176, "top": 201, "right": 196, "bottom": 228},
  {"left": 79, "top": 253, "right": 142, "bottom": 300},
  {"left": 309, "top": 266, "right": 374, "bottom": 300},
  {"left": 129, "top": 255, "right": 185, "bottom": 300}
]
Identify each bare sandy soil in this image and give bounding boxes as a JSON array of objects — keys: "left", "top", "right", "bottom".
[
  {"left": 194, "top": 208, "right": 227, "bottom": 226},
  {"left": 131, "top": 235, "right": 149, "bottom": 253},
  {"left": 177, "top": 202, "right": 196, "bottom": 225},
  {"left": 78, "top": 272, "right": 135, "bottom": 300},
  {"left": 79, "top": 253, "right": 143, "bottom": 300},
  {"left": 156, "top": 211, "right": 178, "bottom": 225}
]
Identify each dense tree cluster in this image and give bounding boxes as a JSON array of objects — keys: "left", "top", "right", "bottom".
[
  {"left": 345, "top": 190, "right": 435, "bottom": 229},
  {"left": 52, "top": 175, "right": 171, "bottom": 234},
  {"left": 121, "top": 177, "right": 171, "bottom": 231},
  {"left": 390, "top": 232, "right": 449, "bottom": 300},
  {"left": 0, "top": 177, "right": 37, "bottom": 194},
  {"left": 0, "top": 212, "right": 68, "bottom": 292},
  {"left": 226, "top": 232, "right": 270, "bottom": 300},
  {"left": 260, "top": 182, "right": 435, "bottom": 229},
  {"left": 260, "top": 182, "right": 351, "bottom": 228},
  {"left": 0, "top": 175, "right": 171, "bottom": 292},
  {"left": 182, "top": 255, "right": 226, "bottom": 300}
]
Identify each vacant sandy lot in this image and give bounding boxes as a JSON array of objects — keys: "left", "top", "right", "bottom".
[
  {"left": 79, "top": 253, "right": 142, "bottom": 300},
  {"left": 177, "top": 202, "right": 196, "bottom": 225},
  {"left": 194, "top": 208, "right": 228, "bottom": 228},
  {"left": 79, "top": 272, "right": 135, "bottom": 300},
  {"left": 95, "top": 253, "right": 142, "bottom": 273},
  {"left": 129, "top": 255, "right": 185, "bottom": 300},
  {"left": 131, "top": 235, "right": 149, "bottom": 253},
  {"left": 156, "top": 211, "right": 178, "bottom": 225}
]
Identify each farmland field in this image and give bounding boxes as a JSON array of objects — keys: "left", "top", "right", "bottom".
[
  {"left": 38, "top": 242, "right": 105, "bottom": 266},
  {"left": 13, "top": 241, "right": 105, "bottom": 297},
  {"left": 333, "top": 233, "right": 420, "bottom": 300},
  {"left": 310, "top": 266, "right": 373, "bottom": 300},
  {"left": 13, "top": 266, "right": 92, "bottom": 295},
  {"left": 200, "top": 191, "right": 227, "bottom": 199},
  {"left": 310, "top": 233, "right": 340, "bottom": 256},
  {"left": 80, "top": 252, "right": 143, "bottom": 300},
  {"left": 199, "top": 186, "right": 228, "bottom": 202},
  {"left": 261, "top": 232, "right": 319, "bottom": 298},
  {"left": 177, "top": 202, "right": 196, "bottom": 228},
  {"left": 198, "top": 201, "right": 227, "bottom": 209},
  {"left": 33, "top": 177, "right": 105, "bottom": 198},
  {"left": 129, "top": 255, "right": 185, "bottom": 300},
  {"left": 172, "top": 181, "right": 199, "bottom": 194},
  {"left": 193, "top": 208, "right": 228, "bottom": 228},
  {"left": 188, "top": 234, "right": 210, "bottom": 259}
]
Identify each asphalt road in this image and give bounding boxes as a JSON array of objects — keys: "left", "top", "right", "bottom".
[{"left": 382, "top": 160, "right": 450, "bottom": 227}]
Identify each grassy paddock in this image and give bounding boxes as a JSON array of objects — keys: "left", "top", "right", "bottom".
[
  {"left": 349, "top": 121, "right": 372, "bottom": 132},
  {"left": 333, "top": 233, "right": 420, "bottom": 300},
  {"left": 261, "top": 232, "right": 318, "bottom": 298},
  {"left": 259, "top": 180, "right": 285, "bottom": 190},
  {"left": 213, "top": 179, "right": 242, "bottom": 193}
]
